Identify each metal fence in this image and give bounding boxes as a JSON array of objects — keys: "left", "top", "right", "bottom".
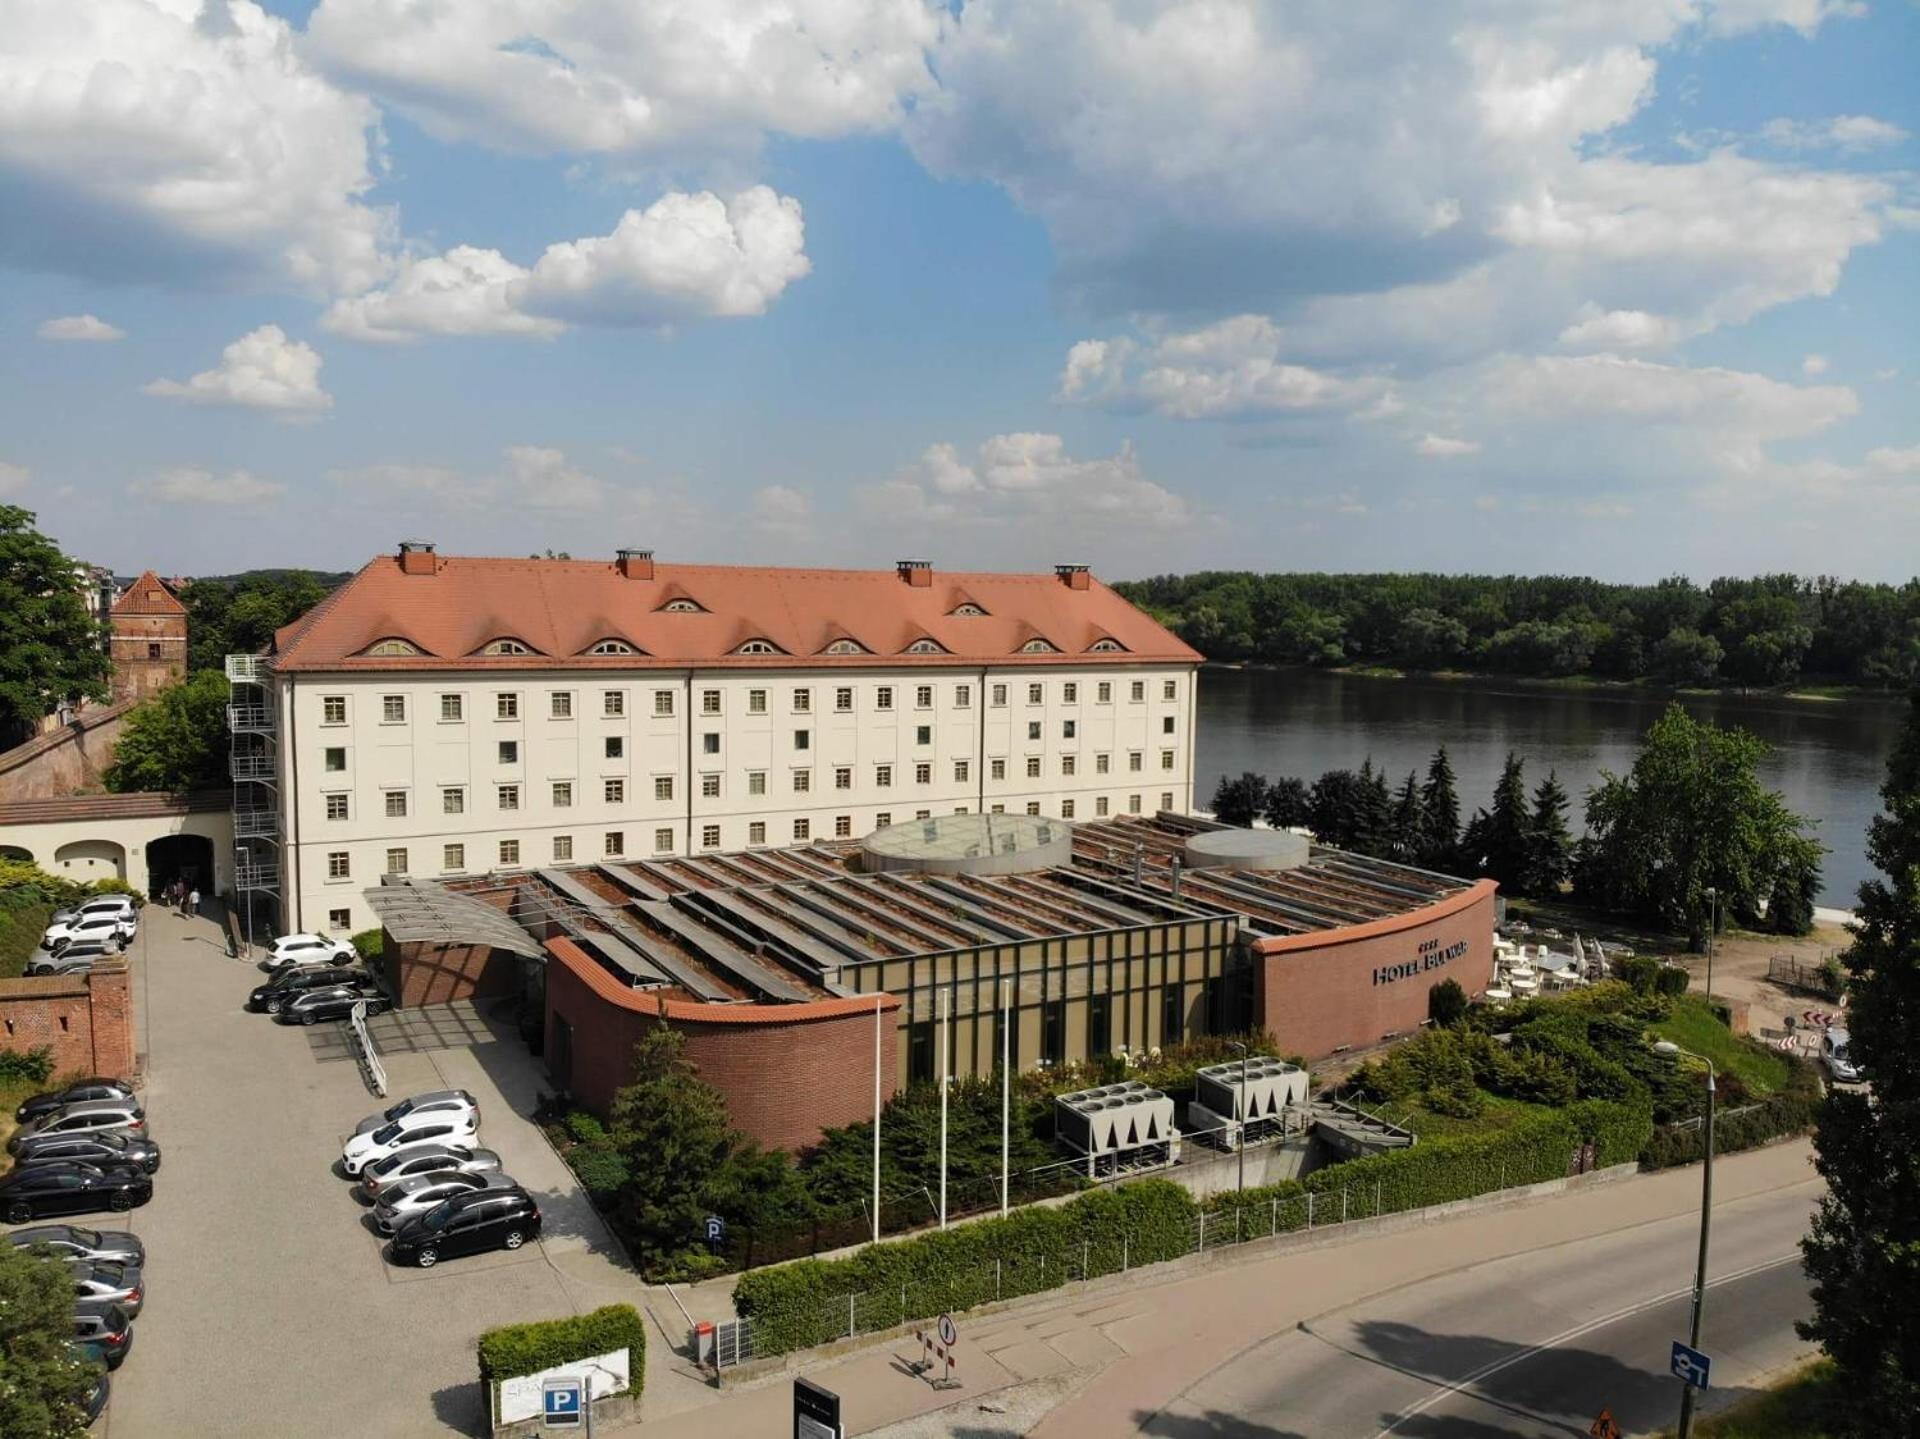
[
  {"left": 1766, "top": 954, "right": 1842, "bottom": 999},
  {"left": 349, "top": 999, "right": 387, "bottom": 1097}
]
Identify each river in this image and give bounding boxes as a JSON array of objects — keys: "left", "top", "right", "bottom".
[{"left": 1195, "top": 667, "right": 1907, "bottom": 907}]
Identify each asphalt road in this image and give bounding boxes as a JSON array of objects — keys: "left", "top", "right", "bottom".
[{"left": 1146, "top": 1176, "right": 1818, "bottom": 1438}]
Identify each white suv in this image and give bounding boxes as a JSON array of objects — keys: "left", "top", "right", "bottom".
[
  {"left": 50, "top": 895, "right": 138, "bottom": 927},
  {"left": 342, "top": 1106, "right": 480, "bottom": 1176},
  {"left": 262, "top": 933, "right": 358, "bottom": 972},
  {"left": 42, "top": 913, "right": 135, "bottom": 952}
]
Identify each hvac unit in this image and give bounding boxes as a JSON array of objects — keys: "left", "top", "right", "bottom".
[
  {"left": 1188, "top": 1057, "right": 1309, "bottom": 1150},
  {"left": 1054, "top": 1081, "right": 1181, "bottom": 1177}
]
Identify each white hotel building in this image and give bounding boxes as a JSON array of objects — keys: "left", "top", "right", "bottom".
[{"left": 235, "top": 544, "right": 1202, "bottom": 936}]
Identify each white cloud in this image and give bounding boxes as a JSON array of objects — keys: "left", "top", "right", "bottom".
[
  {"left": 0, "top": 0, "right": 391, "bottom": 294},
  {"left": 869, "top": 434, "right": 1191, "bottom": 532},
  {"left": 1704, "top": 0, "right": 1865, "bottom": 38},
  {"left": 1802, "top": 353, "right": 1830, "bottom": 376},
  {"left": 323, "top": 188, "right": 810, "bottom": 341},
  {"left": 331, "top": 445, "right": 614, "bottom": 512},
  {"left": 1760, "top": 114, "right": 1908, "bottom": 153},
  {"left": 1058, "top": 317, "right": 1386, "bottom": 420},
  {"left": 750, "top": 484, "right": 813, "bottom": 537},
  {"left": 1480, "top": 354, "right": 1857, "bottom": 442},
  {"left": 503, "top": 446, "right": 603, "bottom": 510},
  {"left": 129, "top": 467, "right": 285, "bottom": 505},
  {"left": 1415, "top": 434, "right": 1481, "bottom": 457},
  {"left": 304, "top": 0, "right": 939, "bottom": 159},
  {"left": 37, "top": 314, "right": 124, "bottom": 342},
  {"left": 144, "top": 325, "right": 333, "bottom": 415},
  {"left": 0, "top": 461, "right": 28, "bottom": 496},
  {"left": 1557, "top": 305, "right": 1680, "bottom": 351}
]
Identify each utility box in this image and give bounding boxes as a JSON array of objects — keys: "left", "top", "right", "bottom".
[{"left": 1055, "top": 1081, "right": 1180, "bottom": 1177}]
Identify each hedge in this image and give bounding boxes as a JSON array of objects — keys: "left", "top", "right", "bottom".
[
  {"left": 0, "top": 1046, "right": 55, "bottom": 1084},
  {"left": 476, "top": 1304, "right": 646, "bottom": 1393},
  {"left": 1639, "top": 1058, "right": 1821, "bottom": 1171}
]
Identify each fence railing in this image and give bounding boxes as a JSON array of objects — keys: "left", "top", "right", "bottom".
[
  {"left": 349, "top": 1000, "right": 387, "bottom": 1097},
  {"left": 1766, "top": 954, "right": 1842, "bottom": 999}
]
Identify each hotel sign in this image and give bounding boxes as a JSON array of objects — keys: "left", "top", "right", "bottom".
[{"left": 1372, "top": 936, "right": 1470, "bottom": 987}]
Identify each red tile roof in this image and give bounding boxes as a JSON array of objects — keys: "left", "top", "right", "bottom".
[
  {"left": 269, "top": 554, "right": 1203, "bottom": 672},
  {"left": 109, "top": 570, "right": 185, "bottom": 617}
]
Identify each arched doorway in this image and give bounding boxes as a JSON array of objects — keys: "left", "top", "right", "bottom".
[
  {"left": 53, "top": 838, "right": 125, "bottom": 882},
  {"left": 146, "top": 834, "right": 214, "bottom": 900}
]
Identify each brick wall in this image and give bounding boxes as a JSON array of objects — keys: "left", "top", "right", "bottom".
[
  {"left": 388, "top": 936, "right": 519, "bottom": 1007},
  {"left": 109, "top": 613, "right": 186, "bottom": 703},
  {"left": 545, "top": 938, "right": 901, "bottom": 1153},
  {"left": 1255, "top": 881, "right": 1499, "bottom": 1061},
  {"left": 0, "top": 702, "right": 135, "bottom": 803},
  {"left": 0, "top": 958, "right": 136, "bottom": 1079}
]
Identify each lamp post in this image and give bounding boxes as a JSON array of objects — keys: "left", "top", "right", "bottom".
[
  {"left": 1703, "top": 886, "right": 1718, "bottom": 1006},
  {"left": 1228, "top": 1040, "right": 1250, "bottom": 1192},
  {"left": 1654, "top": 1039, "right": 1716, "bottom": 1439}
]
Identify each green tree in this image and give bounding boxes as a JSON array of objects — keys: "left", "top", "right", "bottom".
[
  {"left": 1388, "top": 771, "right": 1425, "bottom": 862},
  {"left": 1649, "top": 627, "right": 1723, "bottom": 686},
  {"left": 1800, "top": 689, "right": 1920, "bottom": 1430},
  {"left": 0, "top": 506, "right": 110, "bottom": 745},
  {"left": 1419, "top": 746, "right": 1461, "bottom": 869},
  {"left": 1523, "top": 770, "right": 1574, "bottom": 897},
  {"left": 1263, "top": 776, "right": 1311, "bottom": 829},
  {"left": 1468, "top": 753, "right": 1533, "bottom": 889},
  {"left": 1209, "top": 772, "right": 1269, "bottom": 827},
  {"left": 1307, "top": 769, "right": 1364, "bottom": 848},
  {"left": 1353, "top": 759, "right": 1394, "bottom": 857},
  {"left": 0, "top": 1240, "right": 100, "bottom": 1437},
  {"left": 608, "top": 1025, "right": 738, "bottom": 1261},
  {"left": 102, "top": 671, "right": 231, "bottom": 792},
  {"left": 1427, "top": 978, "right": 1468, "bottom": 1028},
  {"left": 182, "top": 571, "right": 333, "bottom": 674}
]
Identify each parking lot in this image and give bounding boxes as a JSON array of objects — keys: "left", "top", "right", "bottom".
[{"left": 77, "top": 905, "right": 640, "bottom": 1437}]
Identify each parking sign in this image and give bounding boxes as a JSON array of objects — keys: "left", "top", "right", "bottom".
[
  {"left": 1670, "top": 1341, "right": 1711, "bottom": 1391},
  {"left": 542, "top": 1377, "right": 584, "bottom": 1429}
]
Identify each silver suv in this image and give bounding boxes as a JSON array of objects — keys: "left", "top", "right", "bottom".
[{"left": 7, "top": 1100, "right": 147, "bottom": 1153}]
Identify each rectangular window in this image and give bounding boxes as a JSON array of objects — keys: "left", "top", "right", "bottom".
[
  {"left": 1028, "top": 683, "right": 1043, "bottom": 705},
  {"left": 1161, "top": 986, "right": 1185, "bottom": 1045},
  {"left": 327, "top": 851, "right": 350, "bottom": 880},
  {"left": 382, "top": 695, "right": 406, "bottom": 723},
  {"left": 1061, "top": 798, "right": 1076, "bottom": 819},
  {"left": 442, "top": 844, "right": 464, "bottom": 872},
  {"left": 876, "top": 764, "right": 893, "bottom": 788},
  {"left": 496, "top": 693, "right": 518, "bottom": 720},
  {"left": 147, "top": 642, "right": 161, "bottom": 660},
  {"left": 441, "top": 693, "right": 463, "bottom": 722},
  {"left": 701, "top": 773, "right": 721, "bottom": 799},
  {"left": 1097, "top": 681, "right": 1111, "bottom": 703},
  {"left": 322, "top": 695, "right": 346, "bottom": 725},
  {"left": 1061, "top": 755, "right": 1076, "bottom": 776},
  {"left": 954, "top": 760, "right": 970, "bottom": 783},
  {"left": 1028, "top": 721, "right": 1042, "bottom": 741},
  {"left": 991, "top": 758, "right": 1006, "bottom": 780},
  {"left": 550, "top": 691, "right": 573, "bottom": 719},
  {"left": 748, "top": 688, "right": 767, "bottom": 715},
  {"left": 1096, "top": 796, "right": 1110, "bottom": 817},
  {"left": 498, "top": 740, "right": 518, "bottom": 765},
  {"left": 1129, "top": 752, "right": 1143, "bottom": 772},
  {"left": 499, "top": 839, "right": 521, "bottom": 867},
  {"left": 606, "top": 690, "right": 628, "bottom": 718},
  {"left": 792, "top": 818, "right": 811, "bottom": 841},
  {"left": 553, "top": 781, "right": 573, "bottom": 808},
  {"left": 1164, "top": 680, "right": 1178, "bottom": 701},
  {"left": 1129, "top": 793, "right": 1142, "bottom": 814},
  {"left": 654, "top": 776, "right": 673, "bottom": 802},
  {"left": 916, "top": 684, "right": 933, "bottom": 709},
  {"left": 328, "top": 908, "right": 351, "bottom": 930},
  {"left": 1063, "top": 720, "right": 1077, "bottom": 739},
  {"left": 834, "top": 766, "right": 852, "bottom": 790},
  {"left": 384, "top": 847, "right": 409, "bottom": 876},
  {"left": 604, "top": 831, "right": 624, "bottom": 857},
  {"left": 604, "top": 778, "right": 624, "bottom": 804},
  {"left": 1096, "top": 753, "right": 1111, "bottom": 775},
  {"left": 835, "top": 814, "right": 853, "bottom": 838},
  {"left": 1161, "top": 749, "right": 1175, "bottom": 770},
  {"left": 703, "top": 733, "right": 720, "bottom": 755},
  {"left": 914, "top": 762, "right": 931, "bottom": 784},
  {"left": 1161, "top": 791, "right": 1174, "bottom": 811},
  {"left": 1044, "top": 998, "right": 1066, "bottom": 1064},
  {"left": 793, "top": 687, "right": 811, "bottom": 713},
  {"left": 384, "top": 791, "right": 408, "bottom": 818},
  {"left": 655, "top": 828, "right": 675, "bottom": 854},
  {"left": 325, "top": 793, "right": 348, "bottom": 821},
  {"left": 1026, "top": 756, "right": 1041, "bottom": 779},
  {"left": 324, "top": 747, "right": 345, "bottom": 772},
  {"left": 1163, "top": 715, "right": 1176, "bottom": 735},
  {"left": 1088, "top": 993, "right": 1112, "bottom": 1056},
  {"left": 1131, "top": 680, "right": 1146, "bottom": 701},
  {"left": 915, "top": 809, "right": 932, "bottom": 820},
  {"left": 909, "top": 1021, "right": 934, "bottom": 1084},
  {"left": 1063, "top": 682, "right": 1077, "bottom": 703},
  {"left": 794, "top": 729, "right": 811, "bottom": 751},
  {"left": 748, "top": 770, "right": 767, "bottom": 796},
  {"left": 991, "top": 683, "right": 1007, "bottom": 707},
  {"left": 793, "top": 769, "right": 812, "bottom": 793},
  {"left": 702, "top": 689, "right": 721, "bottom": 715},
  {"left": 835, "top": 686, "right": 853, "bottom": 712},
  {"left": 553, "top": 835, "right": 573, "bottom": 862},
  {"left": 955, "top": 684, "right": 972, "bottom": 708},
  {"left": 443, "top": 787, "right": 465, "bottom": 815},
  {"left": 876, "top": 686, "right": 893, "bottom": 711},
  {"left": 1026, "top": 801, "right": 1041, "bottom": 816},
  {"left": 605, "top": 736, "right": 623, "bottom": 759},
  {"left": 875, "top": 812, "right": 891, "bottom": 828},
  {"left": 748, "top": 821, "right": 766, "bottom": 846},
  {"left": 916, "top": 725, "right": 932, "bottom": 746},
  {"left": 991, "top": 803, "right": 1005, "bottom": 814},
  {"left": 497, "top": 784, "right": 520, "bottom": 811},
  {"left": 650, "top": 689, "right": 674, "bottom": 718}
]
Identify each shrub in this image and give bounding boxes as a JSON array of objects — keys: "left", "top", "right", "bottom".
[
  {"left": 1428, "top": 979, "right": 1468, "bottom": 1028},
  {"left": 476, "top": 1304, "right": 646, "bottom": 1391},
  {"left": 84, "top": 878, "right": 143, "bottom": 908},
  {"left": 1613, "top": 955, "right": 1662, "bottom": 994},
  {"left": 1639, "top": 1058, "right": 1822, "bottom": 1170},
  {"left": 0, "top": 903, "right": 54, "bottom": 980},
  {"left": 1653, "top": 966, "right": 1691, "bottom": 999},
  {"left": 0, "top": 1047, "right": 54, "bottom": 1084},
  {"left": 1816, "top": 955, "right": 1846, "bottom": 1001},
  {"left": 350, "top": 928, "right": 384, "bottom": 962},
  {"left": 564, "top": 1111, "right": 607, "bottom": 1145},
  {"left": 570, "top": 1146, "right": 630, "bottom": 1204}
]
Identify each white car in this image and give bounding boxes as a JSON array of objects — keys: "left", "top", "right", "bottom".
[
  {"left": 262, "top": 933, "right": 358, "bottom": 972},
  {"left": 42, "top": 913, "right": 135, "bottom": 952},
  {"left": 50, "top": 895, "right": 138, "bottom": 927},
  {"left": 341, "top": 1108, "right": 479, "bottom": 1176},
  {"left": 374, "top": 1171, "right": 515, "bottom": 1233}
]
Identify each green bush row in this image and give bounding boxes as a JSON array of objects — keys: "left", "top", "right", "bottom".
[
  {"left": 0, "top": 902, "right": 55, "bottom": 980},
  {"left": 350, "top": 928, "right": 384, "bottom": 961},
  {"left": 0, "top": 1046, "right": 54, "bottom": 1084},
  {"left": 1639, "top": 1059, "right": 1821, "bottom": 1171},
  {"left": 476, "top": 1304, "right": 646, "bottom": 1390}
]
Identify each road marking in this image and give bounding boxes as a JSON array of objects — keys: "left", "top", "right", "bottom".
[{"left": 1369, "top": 1252, "right": 1802, "bottom": 1438}]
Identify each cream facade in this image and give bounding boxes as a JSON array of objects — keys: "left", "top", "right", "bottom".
[{"left": 271, "top": 661, "right": 1197, "bottom": 934}]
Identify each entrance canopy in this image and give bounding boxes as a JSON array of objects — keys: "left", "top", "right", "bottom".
[{"left": 362, "top": 879, "right": 547, "bottom": 959}]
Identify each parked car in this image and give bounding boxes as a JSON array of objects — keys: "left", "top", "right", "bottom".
[
  {"left": 83, "top": 1368, "right": 112, "bottom": 1422},
  {"left": 16, "top": 1079, "right": 136, "bottom": 1126},
  {"left": 351, "top": 1090, "right": 477, "bottom": 1139},
  {"left": 11, "top": 1129, "right": 161, "bottom": 1176},
  {"left": 1823, "top": 1027, "right": 1862, "bottom": 1084},
  {"left": 26, "top": 941, "right": 115, "bottom": 976},
  {"left": 341, "top": 1108, "right": 479, "bottom": 1176},
  {"left": 9, "top": 1224, "right": 145, "bottom": 1267},
  {"left": 42, "top": 913, "right": 135, "bottom": 952},
  {"left": 374, "top": 1171, "right": 516, "bottom": 1234},
  {"left": 8, "top": 1099, "right": 147, "bottom": 1153},
  {"left": 73, "top": 1300, "right": 134, "bottom": 1368},
  {"left": 276, "top": 985, "right": 392, "bottom": 1026},
  {"left": 388, "top": 1185, "right": 542, "bottom": 1268},
  {"left": 360, "top": 1144, "right": 501, "bottom": 1200},
  {"left": 261, "top": 933, "right": 358, "bottom": 972},
  {"left": 50, "top": 895, "right": 137, "bottom": 927},
  {"left": 65, "top": 1260, "right": 144, "bottom": 1317},
  {"left": 0, "top": 1161, "right": 152, "bottom": 1222},
  {"left": 247, "top": 966, "right": 370, "bottom": 1014}
]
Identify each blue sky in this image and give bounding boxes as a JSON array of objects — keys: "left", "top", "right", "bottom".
[{"left": 1, "top": 1, "right": 1915, "bottom": 582}]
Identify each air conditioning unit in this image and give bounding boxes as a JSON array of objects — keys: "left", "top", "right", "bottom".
[
  {"left": 1054, "top": 1081, "right": 1181, "bottom": 1177},
  {"left": 1188, "top": 1058, "right": 1309, "bottom": 1150}
]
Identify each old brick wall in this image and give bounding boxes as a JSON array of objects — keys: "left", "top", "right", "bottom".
[
  {"left": 0, "top": 702, "right": 135, "bottom": 803},
  {"left": 109, "top": 613, "right": 187, "bottom": 703},
  {"left": 0, "top": 959, "right": 136, "bottom": 1078},
  {"left": 1256, "top": 882, "right": 1498, "bottom": 1061},
  {"left": 389, "top": 937, "right": 518, "bottom": 1007}
]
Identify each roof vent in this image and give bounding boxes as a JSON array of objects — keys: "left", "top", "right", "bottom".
[
  {"left": 616, "top": 548, "right": 654, "bottom": 581},
  {"left": 398, "top": 540, "right": 438, "bottom": 576},
  {"left": 1055, "top": 563, "right": 1091, "bottom": 590},
  {"left": 896, "top": 559, "right": 933, "bottom": 588}
]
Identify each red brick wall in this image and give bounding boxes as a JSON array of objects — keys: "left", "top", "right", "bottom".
[
  {"left": 109, "top": 614, "right": 187, "bottom": 703},
  {"left": 389, "top": 937, "right": 518, "bottom": 1008},
  {"left": 544, "top": 939, "right": 901, "bottom": 1153},
  {"left": 0, "top": 959, "right": 136, "bottom": 1079},
  {"left": 1256, "top": 882, "right": 1499, "bottom": 1060}
]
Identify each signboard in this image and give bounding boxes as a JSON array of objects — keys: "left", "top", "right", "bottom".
[
  {"left": 705, "top": 1214, "right": 727, "bottom": 1247},
  {"left": 1670, "top": 1341, "right": 1712, "bottom": 1391},
  {"left": 497, "top": 1349, "right": 631, "bottom": 1425},
  {"left": 1589, "top": 1410, "right": 1621, "bottom": 1439},
  {"left": 1372, "top": 937, "right": 1471, "bottom": 987},
  {"left": 542, "top": 1378, "right": 583, "bottom": 1430},
  {"left": 794, "top": 1377, "right": 842, "bottom": 1439},
  {"left": 937, "top": 1313, "right": 958, "bottom": 1348}
]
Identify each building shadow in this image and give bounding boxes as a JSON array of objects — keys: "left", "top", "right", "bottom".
[
  {"left": 1136, "top": 1410, "right": 1308, "bottom": 1438},
  {"left": 429, "top": 1379, "right": 485, "bottom": 1437}
]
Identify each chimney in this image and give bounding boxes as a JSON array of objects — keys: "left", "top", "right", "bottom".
[
  {"left": 896, "top": 559, "right": 933, "bottom": 588},
  {"left": 1055, "top": 563, "right": 1091, "bottom": 591},
  {"left": 616, "top": 548, "right": 655, "bottom": 581},
  {"left": 398, "top": 540, "right": 438, "bottom": 576}
]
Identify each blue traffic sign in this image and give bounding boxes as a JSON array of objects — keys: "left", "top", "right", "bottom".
[
  {"left": 705, "top": 1214, "right": 727, "bottom": 1246},
  {"left": 1671, "top": 1341, "right": 1711, "bottom": 1391},
  {"left": 542, "top": 1377, "right": 584, "bottom": 1429}
]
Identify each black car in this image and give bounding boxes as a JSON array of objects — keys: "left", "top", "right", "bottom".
[
  {"left": 11, "top": 1129, "right": 161, "bottom": 1175},
  {"left": 83, "top": 1369, "right": 111, "bottom": 1423},
  {"left": 0, "top": 1160, "right": 152, "bottom": 1222},
  {"left": 275, "top": 985, "right": 393, "bottom": 1026},
  {"left": 388, "top": 1185, "right": 541, "bottom": 1268},
  {"left": 72, "top": 1301, "right": 134, "bottom": 1369},
  {"left": 247, "top": 965, "right": 370, "bottom": 1014},
  {"left": 15, "top": 1079, "right": 135, "bottom": 1126},
  {"left": 11, "top": 1224, "right": 145, "bottom": 1267}
]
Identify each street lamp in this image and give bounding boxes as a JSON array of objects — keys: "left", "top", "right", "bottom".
[
  {"left": 1654, "top": 1039, "right": 1716, "bottom": 1439},
  {"left": 1703, "top": 886, "right": 1718, "bottom": 1007},
  {"left": 1228, "top": 1040, "right": 1250, "bottom": 1192}
]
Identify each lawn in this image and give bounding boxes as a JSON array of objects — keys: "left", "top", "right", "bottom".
[
  {"left": 1659, "top": 1359, "right": 1836, "bottom": 1438},
  {"left": 1387, "top": 1093, "right": 1561, "bottom": 1141},
  {"left": 1649, "top": 996, "right": 1792, "bottom": 1096}
]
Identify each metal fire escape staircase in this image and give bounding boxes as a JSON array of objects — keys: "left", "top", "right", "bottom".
[{"left": 225, "top": 654, "right": 280, "bottom": 944}]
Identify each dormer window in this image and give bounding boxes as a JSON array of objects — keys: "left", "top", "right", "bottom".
[
  {"left": 821, "top": 638, "right": 866, "bottom": 656},
  {"left": 1087, "top": 638, "right": 1126, "bottom": 653},
  {"left": 659, "top": 599, "right": 703, "bottom": 613},
  {"left": 481, "top": 638, "right": 533, "bottom": 656},
  {"left": 903, "top": 638, "right": 946, "bottom": 655},
  {"left": 363, "top": 637, "right": 421, "bottom": 657},
  {"left": 735, "top": 639, "right": 782, "bottom": 655},
  {"left": 587, "top": 639, "right": 637, "bottom": 655},
  {"left": 950, "top": 603, "right": 988, "bottom": 617},
  {"left": 1018, "top": 638, "right": 1059, "bottom": 654}
]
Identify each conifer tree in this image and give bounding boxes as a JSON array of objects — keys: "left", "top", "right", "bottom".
[
  {"left": 1419, "top": 746, "right": 1461, "bottom": 868},
  {"left": 1208, "top": 772, "right": 1268, "bottom": 827},
  {"left": 1390, "top": 771, "right": 1425, "bottom": 862},
  {"left": 1477, "top": 752, "right": 1533, "bottom": 889},
  {"left": 1523, "top": 769, "right": 1574, "bottom": 896},
  {"left": 1264, "top": 776, "right": 1311, "bottom": 830},
  {"left": 1355, "top": 758, "right": 1394, "bottom": 857}
]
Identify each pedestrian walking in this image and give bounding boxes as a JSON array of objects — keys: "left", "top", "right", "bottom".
[{"left": 188, "top": 887, "right": 200, "bottom": 918}]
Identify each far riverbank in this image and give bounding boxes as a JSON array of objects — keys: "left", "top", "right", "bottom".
[{"left": 1202, "top": 659, "right": 1897, "bottom": 706}]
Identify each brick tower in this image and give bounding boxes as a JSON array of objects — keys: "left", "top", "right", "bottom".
[{"left": 108, "top": 570, "right": 187, "bottom": 702}]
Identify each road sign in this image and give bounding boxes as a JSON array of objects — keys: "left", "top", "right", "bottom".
[
  {"left": 1671, "top": 1340, "right": 1712, "bottom": 1391},
  {"left": 542, "top": 1377, "right": 584, "bottom": 1430},
  {"left": 794, "top": 1377, "right": 843, "bottom": 1439},
  {"left": 704, "top": 1214, "right": 726, "bottom": 1247},
  {"left": 937, "top": 1312, "right": 959, "bottom": 1348},
  {"left": 1589, "top": 1410, "right": 1621, "bottom": 1439}
]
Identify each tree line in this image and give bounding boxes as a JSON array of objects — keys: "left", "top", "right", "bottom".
[
  {"left": 1116, "top": 570, "right": 1920, "bottom": 689},
  {"left": 1211, "top": 704, "right": 1823, "bottom": 944}
]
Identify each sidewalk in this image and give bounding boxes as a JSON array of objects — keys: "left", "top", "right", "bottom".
[{"left": 610, "top": 1140, "right": 1819, "bottom": 1438}]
